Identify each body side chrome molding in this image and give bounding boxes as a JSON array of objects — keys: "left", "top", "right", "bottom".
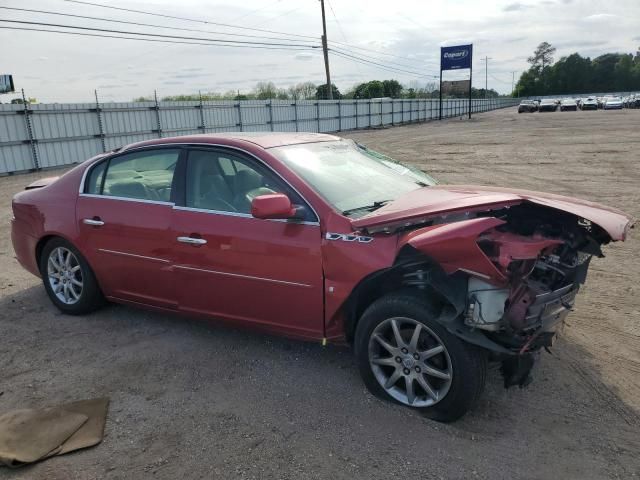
[
  {"left": 97, "top": 248, "right": 171, "bottom": 264},
  {"left": 173, "top": 265, "right": 313, "bottom": 288}
]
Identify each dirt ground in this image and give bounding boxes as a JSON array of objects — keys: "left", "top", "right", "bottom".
[{"left": 1, "top": 107, "right": 639, "bottom": 479}]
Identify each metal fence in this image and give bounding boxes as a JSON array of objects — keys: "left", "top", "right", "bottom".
[{"left": 0, "top": 97, "right": 518, "bottom": 174}]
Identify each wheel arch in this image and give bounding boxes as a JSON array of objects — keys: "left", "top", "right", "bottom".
[
  {"left": 35, "top": 232, "right": 81, "bottom": 271},
  {"left": 342, "top": 247, "right": 467, "bottom": 343}
]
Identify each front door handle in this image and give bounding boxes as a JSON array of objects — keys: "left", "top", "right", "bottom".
[
  {"left": 177, "top": 236, "right": 207, "bottom": 246},
  {"left": 83, "top": 218, "right": 105, "bottom": 226}
]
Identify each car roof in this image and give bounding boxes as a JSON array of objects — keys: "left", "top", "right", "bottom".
[{"left": 119, "top": 132, "right": 341, "bottom": 152}]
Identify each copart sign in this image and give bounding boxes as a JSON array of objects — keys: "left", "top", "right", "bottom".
[{"left": 441, "top": 45, "right": 472, "bottom": 71}]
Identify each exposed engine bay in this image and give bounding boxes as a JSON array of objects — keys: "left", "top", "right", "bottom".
[
  {"left": 384, "top": 202, "right": 617, "bottom": 388},
  {"left": 463, "top": 203, "right": 607, "bottom": 386}
]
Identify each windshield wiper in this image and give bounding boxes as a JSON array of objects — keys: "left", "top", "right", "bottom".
[{"left": 342, "top": 200, "right": 391, "bottom": 216}]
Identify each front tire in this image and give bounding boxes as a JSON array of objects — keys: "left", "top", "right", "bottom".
[
  {"left": 354, "top": 291, "right": 487, "bottom": 422},
  {"left": 40, "top": 238, "right": 104, "bottom": 315}
]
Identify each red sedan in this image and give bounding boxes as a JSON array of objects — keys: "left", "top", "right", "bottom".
[{"left": 11, "top": 133, "right": 633, "bottom": 421}]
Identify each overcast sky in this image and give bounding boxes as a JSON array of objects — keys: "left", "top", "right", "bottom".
[{"left": 1, "top": 0, "right": 639, "bottom": 103}]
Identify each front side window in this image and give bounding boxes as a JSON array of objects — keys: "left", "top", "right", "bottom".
[
  {"left": 186, "top": 149, "right": 286, "bottom": 214},
  {"left": 86, "top": 149, "right": 180, "bottom": 202}
]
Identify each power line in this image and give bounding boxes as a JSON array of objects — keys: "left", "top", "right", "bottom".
[
  {"left": 0, "top": 25, "right": 316, "bottom": 51},
  {"left": 228, "top": 0, "right": 285, "bottom": 23},
  {"left": 489, "top": 73, "right": 512, "bottom": 85},
  {"left": 0, "top": 6, "right": 317, "bottom": 45},
  {"left": 325, "top": 0, "right": 363, "bottom": 79},
  {"left": 329, "top": 39, "right": 434, "bottom": 64},
  {"left": 331, "top": 49, "right": 438, "bottom": 78},
  {"left": 331, "top": 46, "right": 438, "bottom": 76},
  {"left": 56, "top": 0, "right": 318, "bottom": 40},
  {"left": 249, "top": 5, "right": 307, "bottom": 28},
  {"left": 0, "top": 19, "right": 319, "bottom": 48},
  {"left": 55, "top": 0, "right": 436, "bottom": 67},
  {"left": 331, "top": 50, "right": 436, "bottom": 78},
  {"left": 326, "top": 0, "right": 348, "bottom": 44},
  {"left": 51, "top": 0, "right": 439, "bottom": 72}
]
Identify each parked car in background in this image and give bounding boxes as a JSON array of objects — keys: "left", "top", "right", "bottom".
[
  {"left": 560, "top": 98, "right": 578, "bottom": 111},
  {"left": 518, "top": 100, "right": 538, "bottom": 113},
  {"left": 581, "top": 97, "right": 598, "bottom": 110},
  {"left": 10, "top": 133, "right": 633, "bottom": 422},
  {"left": 604, "top": 97, "right": 623, "bottom": 110},
  {"left": 538, "top": 99, "right": 558, "bottom": 112}
]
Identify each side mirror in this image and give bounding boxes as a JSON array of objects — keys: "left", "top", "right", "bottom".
[{"left": 251, "top": 193, "right": 297, "bottom": 220}]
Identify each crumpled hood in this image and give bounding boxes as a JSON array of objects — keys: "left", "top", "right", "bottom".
[{"left": 352, "top": 185, "right": 633, "bottom": 241}]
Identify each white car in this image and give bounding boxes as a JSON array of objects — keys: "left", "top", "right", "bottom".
[{"left": 604, "top": 97, "right": 623, "bottom": 110}]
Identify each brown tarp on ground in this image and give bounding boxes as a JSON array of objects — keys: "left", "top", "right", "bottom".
[{"left": 0, "top": 398, "right": 109, "bottom": 468}]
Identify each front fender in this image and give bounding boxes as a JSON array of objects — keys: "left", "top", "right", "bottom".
[{"left": 399, "top": 217, "right": 507, "bottom": 285}]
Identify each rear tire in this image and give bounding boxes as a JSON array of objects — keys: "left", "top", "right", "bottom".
[
  {"left": 39, "top": 237, "right": 105, "bottom": 315},
  {"left": 354, "top": 291, "right": 487, "bottom": 422}
]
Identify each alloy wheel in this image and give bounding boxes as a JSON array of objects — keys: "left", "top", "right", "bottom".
[
  {"left": 368, "top": 317, "right": 453, "bottom": 407},
  {"left": 47, "top": 247, "right": 83, "bottom": 305}
]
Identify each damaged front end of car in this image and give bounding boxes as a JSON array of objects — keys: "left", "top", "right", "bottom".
[
  {"left": 358, "top": 198, "right": 633, "bottom": 389},
  {"left": 463, "top": 206, "right": 603, "bottom": 387}
]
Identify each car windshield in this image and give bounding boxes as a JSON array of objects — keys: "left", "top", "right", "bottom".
[{"left": 270, "top": 139, "right": 437, "bottom": 216}]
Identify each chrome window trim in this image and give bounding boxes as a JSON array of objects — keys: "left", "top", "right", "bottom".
[
  {"left": 97, "top": 248, "right": 171, "bottom": 264},
  {"left": 79, "top": 142, "right": 321, "bottom": 223},
  {"left": 173, "top": 265, "right": 313, "bottom": 288},
  {"left": 79, "top": 193, "right": 175, "bottom": 206},
  {"left": 172, "top": 205, "right": 320, "bottom": 226}
]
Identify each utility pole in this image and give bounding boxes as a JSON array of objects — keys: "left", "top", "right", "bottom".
[
  {"left": 511, "top": 71, "right": 516, "bottom": 96},
  {"left": 482, "top": 56, "right": 491, "bottom": 98},
  {"left": 319, "top": 0, "right": 333, "bottom": 100}
]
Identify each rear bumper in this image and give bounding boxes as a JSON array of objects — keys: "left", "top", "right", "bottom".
[{"left": 11, "top": 218, "right": 41, "bottom": 277}]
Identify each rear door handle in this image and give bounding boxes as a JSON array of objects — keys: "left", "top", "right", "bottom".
[
  {"left": 83, "top": 218, "right": 104, "bottom": 226},
  {"left": 177, "top": 236, "right": 207, "bottom": 246}
]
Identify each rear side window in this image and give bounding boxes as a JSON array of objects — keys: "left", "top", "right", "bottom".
[
  {"left": 85, "top": 149, "right": 180, "bottom": 202},
  {"left": 86, "top": 161, "right": 106, "bottom": 194}
]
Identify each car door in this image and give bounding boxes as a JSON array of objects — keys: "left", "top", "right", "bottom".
[
  {"left": 171, "top": 147, "right": 324, "bottom": 339},
  {"left": 76, "top": 147, "right": 183, "bottom": 309}
]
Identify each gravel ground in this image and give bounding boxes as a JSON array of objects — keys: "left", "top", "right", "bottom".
[{"left": 1, "top": 107, "right": 639, "bottom": 479}]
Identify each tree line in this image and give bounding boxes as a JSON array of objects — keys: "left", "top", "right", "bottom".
[
  {"left": 135, "top": 79, "right": 501, "bottom": 102},
  {"left": 515, "top": 42, "right": 640, "bottom": 96}
]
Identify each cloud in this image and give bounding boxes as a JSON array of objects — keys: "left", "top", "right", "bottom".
[
  {"left": 555, "top": 40, "right": 609, "bottom": 49},
  {"left": 503, "top": 3, "right": 531, "bottom": 12},
  {"left": 583, "top": 14, "right": 618, "bottom": 22},
  {"left": 294, "top": 52, "right": 315, "bottom": 61},
  {"left": 169, "top": 73, "right": 212, "bottom": 79},
  {"left": 162, "top": 81, "right": 185, "bottom": 85}
]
